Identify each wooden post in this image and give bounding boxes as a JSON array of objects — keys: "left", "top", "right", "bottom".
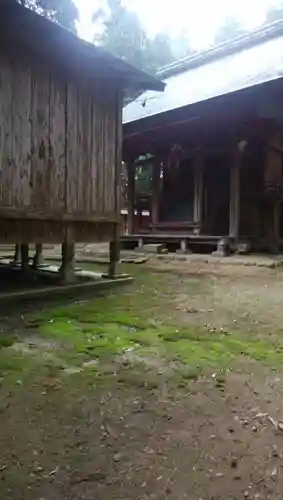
[
  {"left": 229, "top": 149, "right": 241, "bottom": 240},
  {"left": 21, "top": 243, "right": 29, "bottom": 273},
  {"left": 59, "top": 227, "right": 75, "bottom": 283},
  {"left": 193, "top": 149, "right": 203, "bottom": 234},
  {"left": 152, "top": 161, "right": 160, "bottom": 226},
  {"left": 269, "top": 200, "right": 281, "bottom": 253},
  {"left": 274, "top": 200, "right": 280, "bottom": 252},
  {"left": 32, "top": 243, "right": 44, "bottom": 268},
  {"left": 12, "top": 244, "right": 21, "bottom": 265},
  {"left": 108, "top": 91, "right": 122, "bottom": 278},
  {"left": 265, "top": 133, "right": 282, "bottom": 253},
  {"left": 127, "top": 163, "right": 135, "bottom": 235},
  {"left": 180, "top": 239, "right": 187, "bottom": 253},
  {"left": 250, "top": 203, "right": 260, "bottom": 239},
  {"left": 108, "top": 225, "right": 120, "bottom": 278}
]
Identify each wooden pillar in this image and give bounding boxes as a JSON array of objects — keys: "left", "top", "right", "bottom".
[
  {"left": 21, "top": 243, "right": 29, "bottom": 273},
  {"left": 250, "top": 203, "right": 260, "bottom": 239},
  {"left": 12, "top": 244, "right": 21, "bottom": 265},
  {"left": 32, "top": 243, "right": 44, "bottom": 268},
  {"left": 108, "top": 92, "right": 122, "bottom": 277},
  {"left": 59, "top": 227, "right": 75, "bottom": 283},
  {"left": 269, "top": 200, "right": 281, "bottom": 253},
  {"left": 273, "top": 201, "right": 280, "bottom": 252},
  {"left": 265, "top": 134, "right": 282, "bottom": 253},
  {"left": 151, "top": 161, "right": 160, "bottom": 226},
  {"left": 138, "top": 209, "right": 143, "bottom": 233},
  {"left": 193, "top": 149, "right": 203, "bottom": 234},
  {"left": 127, "top": 164, "right": 135, "bottom": 235},
  {"left": 229, "top": 149, "right": 241, "bottom": 240}
]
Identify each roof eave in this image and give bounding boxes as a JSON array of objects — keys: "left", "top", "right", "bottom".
[
  {"left": 0, "top": 0, "right": 164, "bottom": 93},
  {"left": 124, "top": 78, "right": 165, "bottom": 92}
]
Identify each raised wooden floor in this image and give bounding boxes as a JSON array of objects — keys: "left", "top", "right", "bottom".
[{"left": 121, "top": 233, "right": 220, "bottom": 252}]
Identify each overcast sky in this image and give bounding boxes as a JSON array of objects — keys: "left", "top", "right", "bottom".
[{"left": 75, "top": 0, "right": 282, "bottom": 48}]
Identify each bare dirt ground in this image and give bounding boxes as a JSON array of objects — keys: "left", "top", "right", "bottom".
[
  {"left": 148, "top": 257, "right": 283, "bottom": 331},
  {"left": 1, "top": 257, "right": 283, "bottom": 499}
]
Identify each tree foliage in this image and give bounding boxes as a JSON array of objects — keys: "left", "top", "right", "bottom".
[
  {"left": 146, "top": 33, "right": 174, "bottom": 73},
  {"left": 266, "top": 3, "right": 283, "bottom": 23},
  {"left": 94, "top": 0, "right": 151, "bottom": 70},
  {"left": 170, "top": 31, "right": 193, "bottom": 61},
  {"left": 92, "top": 0, "right": 191, "bottom": 73},
  {"left": 16, "top": 0, "right": 78, "bottom": 32},
  {"left": 214, "top": 4, "right": 283, "bottom": 46},
  {"left": 214, "top": 17, "right": 246, "bottom": 44}
]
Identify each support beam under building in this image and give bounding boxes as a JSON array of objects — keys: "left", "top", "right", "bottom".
[
  {"left": 13, "top": 244, "right": 21, "bottom": 265},
  {"left": 59, "top": 228, "right": 75, "bottom": 283},
  {"left": 32, "top": 243, "right": 44, "bottom": 268},
  {"left": 21, "top": 243, "right": 29, "bottom": 273}
]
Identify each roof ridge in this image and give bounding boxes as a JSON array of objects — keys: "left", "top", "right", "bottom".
[{"left": 158, "top": 19, "right": 283, "bottom": 79}]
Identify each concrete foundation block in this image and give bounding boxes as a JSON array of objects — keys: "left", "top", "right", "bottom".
[{"left": 141, "top": 243, "right": 168, "bottom": 254}]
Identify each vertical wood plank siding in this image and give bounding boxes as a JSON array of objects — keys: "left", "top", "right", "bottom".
[
  {"left": 49, "top": 80, "right": 66, "bottom": 211},
  {"left": 0, "top": 53, "right": 13, "bottom": 207},
  {"left": 66, "top": 83, "right": 78, "bottom": 214},
  {"left": 31, "top": 72, "right": 50, "bottom": 210},
  {"left": 12, "top": 61, "right": 32, "bottom": 208},
  {"left": 0, "top": 52, "right": 120, "bottom": 219},
  {"left": 104, "top": 94, "right": 116, "bottom": 213}
]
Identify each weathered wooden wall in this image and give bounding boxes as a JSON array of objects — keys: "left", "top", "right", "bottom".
[{"left": 0, "top": 51, "right": 121, "bottom": 242}]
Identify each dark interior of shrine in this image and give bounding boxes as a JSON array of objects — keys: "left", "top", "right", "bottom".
[{"left": 123, "top": 79, "right": 283, "bottom": 251}]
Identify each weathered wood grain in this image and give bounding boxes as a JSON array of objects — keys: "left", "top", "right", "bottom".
[
  {"left": 0, "top": 207, "right": 118, "bottom": 221},
  {"left": 93, "top": 99, "right": 104, "bottom": 213},
  {"left": 66, "top": 83, "right": 78, "bottom": 213},
  {"left": 115, "top": 91, "right": 123, "bottom": 216},
  {"left": 84, "top": 91, "right": 92, "bottom": 214},
  {"left": 0, "top": 48, "right": 122, "bottom": 244},
  {"left": 49, "top": 79, "right": 66, "bottom": 211},
  {"left": 12, "top": 61, "right": 32, "bottom": 208},
  {"left": 76, "top": 90, "right": 91, "bottom": 212},
  {"left": 0, "top": 53, "right": 13, "bottom": 207},
  {"left": 30, "top": 71, "right": 50, "bottom": 210},
  {"left": 104, "top": 95, "right": 116, "bottom": 213}
]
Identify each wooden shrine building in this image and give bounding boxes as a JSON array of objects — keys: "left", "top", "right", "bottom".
[
  {"left": 0, "top": 0, "right": 163, "bottom": 281},
  {"left": 123, "top": 21, "right": 283, "bottom": 254}
]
